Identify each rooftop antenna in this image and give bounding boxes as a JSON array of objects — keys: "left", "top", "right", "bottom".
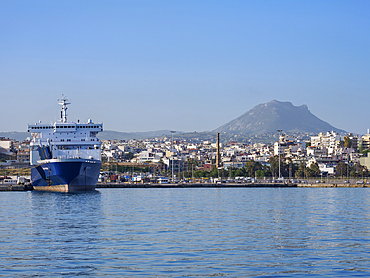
[{"left": 58, "top": 95, "right": 71, "bottom": 123}]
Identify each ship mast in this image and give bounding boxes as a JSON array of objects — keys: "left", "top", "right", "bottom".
[{"left": 58, "top": 95, "right": 71, "bottom": 123}]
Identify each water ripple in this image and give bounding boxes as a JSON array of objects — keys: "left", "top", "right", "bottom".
[{"left": 0, "top": 188, "right": 370, "bottom": 277}]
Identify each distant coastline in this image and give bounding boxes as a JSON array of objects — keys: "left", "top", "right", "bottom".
[{"left": 0, "top": 130, "right": 356, "bottom": 145}]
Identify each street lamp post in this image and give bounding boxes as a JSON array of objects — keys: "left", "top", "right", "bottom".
[
  {"left": 170, "top": 131, "right": 176, "bottom": 183},
  {"left": 277, "top": 129, "right": 282, "bottom": 179}
]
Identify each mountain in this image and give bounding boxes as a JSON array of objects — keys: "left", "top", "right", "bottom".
[
  {"left": 214, "top": 100, "right": 346, "bottom": 135},
  {"left": 0, "top": 100, "right": 346, "bottom": 141}
]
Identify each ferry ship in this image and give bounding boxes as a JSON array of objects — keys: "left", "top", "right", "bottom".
[{"left": 27, "top": 96, "right": 103, "bottom": 192}]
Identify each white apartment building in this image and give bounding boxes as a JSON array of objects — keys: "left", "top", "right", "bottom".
[
  {"left": 136, "top": 150, "right": 164, "bottom": 163},
  {"left": 274, "top": 140, "right": 306, "bottom": 156},
  {"left": 311, "top": 131, "right": 341, "bottom": 149},
  {"left": 362, "top": 133, "right": 370, "bottom": 150},
  {"left": 0, "top": 139, "right": 14, "bottom": 155},
  {"left": 306, "top": 146, "right": 327, "bottom": 156}
]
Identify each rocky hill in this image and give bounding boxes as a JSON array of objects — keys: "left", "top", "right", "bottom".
[
  {"left": 1, "top": 101, "right": 346, "bottom": 141},
  {"left": 214, "top": 100, "right": 345, "bottom": 135}
]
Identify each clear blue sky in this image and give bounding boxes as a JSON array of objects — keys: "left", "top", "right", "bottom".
[{"left": 1, "top": 0, "right": 369, "bottom": 134}]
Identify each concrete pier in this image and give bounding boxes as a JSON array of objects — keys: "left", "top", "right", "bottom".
[
  {"left": 96, "top": 182, "right": 369, "bottom": 189},
  {"left": 1, "top": 182, "right": 367, "bottom": 191},
  {"left": 96, "top": 183, "right": 297, "bottom": 188},
  {"left": 297, "top": 183, "right": 368, "bottom": 188}
]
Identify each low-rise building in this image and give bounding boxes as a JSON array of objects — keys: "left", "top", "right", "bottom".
[
  {"left": 361, "top": 133, "right": 370, "bottom": 150},
  {"left": 0, "top": 138, "right": 15, "bottom": 155}
]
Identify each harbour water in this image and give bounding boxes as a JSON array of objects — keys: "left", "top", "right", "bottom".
[{"left": 1, "top": 188, "right": 370, "bottom": 277}]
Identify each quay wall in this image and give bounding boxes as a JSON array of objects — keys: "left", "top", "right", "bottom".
[
  {"left": 1, "top": 183, "right": 368, "bottom": 191},
  {"left": 97, "top": 183, "right": 368, "bottom": 189},
  {"left": 0, "top": 184, "right": 33, "bottom": 191}
]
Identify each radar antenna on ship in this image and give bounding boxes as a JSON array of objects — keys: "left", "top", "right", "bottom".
[{"left": 58, "top": 95, "right": 71, "bottom": 123}]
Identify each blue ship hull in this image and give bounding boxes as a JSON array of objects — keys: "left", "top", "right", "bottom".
[{"left": 31, "top": 159, "right": 101, "bottom": 192}]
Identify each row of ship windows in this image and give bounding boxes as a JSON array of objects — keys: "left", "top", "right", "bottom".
[
  {"left": 31, "top": 126, "right": 52, "bottom": 129},
  {"left": 57, "top": 125, "right": 101, "bottom": 129},
  {"left": 31, "top": 125, "right": 101, "bottom": 129},
  {"left": 49, "top": 139, "right": 96, "bottom": 142},
  {"left": 56, "top": 146, "right": 99, "bottom": 150}
]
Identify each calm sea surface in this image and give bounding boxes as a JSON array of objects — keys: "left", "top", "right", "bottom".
[{"left": 1, "top": 188, "right": 370, "bottom": 277}]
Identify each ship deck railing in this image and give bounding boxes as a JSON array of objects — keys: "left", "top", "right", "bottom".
[{"left": 54, "top": 155, "right": 99, "bottom": 160}]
